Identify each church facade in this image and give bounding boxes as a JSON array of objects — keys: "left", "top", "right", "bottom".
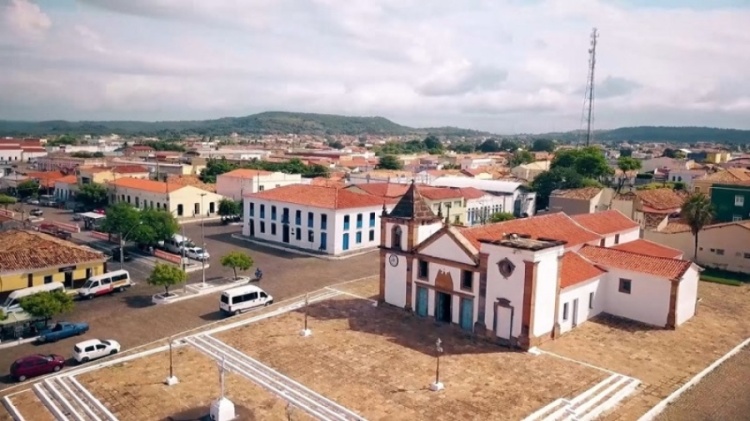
[{"left": 379, "top": 182, "right": 700, "bottom": 349}]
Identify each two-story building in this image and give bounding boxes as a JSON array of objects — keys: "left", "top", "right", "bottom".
[
  {"left": 549, "top": 187, "right": 615, "bottom": 215},
  {"left": 430, "top": 177, "right": 536, "bottom": 217},
  {"left": 611, "top": 188, "right": 687, "bottom": 230},
  {"left": 216, "top": 169, "right": 302, "bottom": 200},
  {"left": 710, "top": 183, "right": 750, "bottom": 222},
  {"left": 379, "top": 183, "right": 699, "bottom": 349},
  {"left": 108, "top": 177, "right": 224, "bottom": 218},
  {"left": 693, "top": 168, "right": 750, "bottom": 197},
  {"left": 242, "top": 184, "right": 395, "bottom": 256}
]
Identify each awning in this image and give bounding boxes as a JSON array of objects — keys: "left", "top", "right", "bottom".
[{"left": 80, "top": 212, "right": 106, "bottom": 220}]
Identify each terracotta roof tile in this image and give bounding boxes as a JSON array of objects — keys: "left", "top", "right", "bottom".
[
  {"left": 309, "top": 177, "right": 346, "bottom": 188},
  {"left": 551, "top": 187, "right": 602, "bottom": 200},
  {"left": 113, "top": 165, "right": 149, "bottom": 174},
  {"left": 571, "top": 210, "right": 640, "bottom": 235},
  {"left": 635, "top": 189, "right": 687, "bottom": 211},
  {"left": 166, "top": 175, "right": 216, "bottom": 192},
  {"left": 387, "top": 183, "right": 440, "bottom": 220},
  {"left": 420, "top": 186, "right": 464, "bottom": 200},
  {"left": 578, "top": 245, "right": 692, "bottom": 280},
  {"left": 55, "top": 175, "right": 78, "bottom": 184},
  {"left": 644, "top": 213, "right": 668, "bottom": 229},
  {"left": 459, "top": 213, "right": 601, "bottom": 250},
  {"left": 704, "top": 169, "right": 750, "bottom": 183},
  {"left": 658, "top": 219, "right": 692, "bottom": 233},
  {"left": 611, "top": 239, "right": 683, "bottom": 259},
  {"left": 458, "top": 187, "right": 485, "bottom": 200},
  {"left": 560, "top": 252, "right": 606, "bottom": 289},
  {"left": 247, "top": 185, "right": 394, "bottom": 210},
  {"left": 220, "top": 169, "right": 273, "bottom": 179},
  {"left": 111, "top": 177, "right": 184, "bottom": 193},
  {"left": 0, "top": 230, "right": 105, "bottom": 273},
  {"left": 351, "top": 183, "right": 409, "bottom": 198}
]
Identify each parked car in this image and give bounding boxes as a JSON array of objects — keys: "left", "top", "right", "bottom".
[
  {"left": 10, "top": 354, "right": 66, "bottom": 382},
  {"left": 72, "top": 213, "right": 82, "bottom": 221},
  {"left": 73, "top": 339, "right": 121, "bottom": 363},
  {"left": 185, "top": 247, "right": 210, "bottom": 261},
  {"left": 107, "top": 247, "right": 133, "bottom": 262},
  {"left": 38, "top": 322, "right": 89, "bottom": 343},
  {"left": 26, "top": 198, "right": 40, "bottom": 205},
  {"left": 29, "top": 208, "right": 43, "bottom": 217}
]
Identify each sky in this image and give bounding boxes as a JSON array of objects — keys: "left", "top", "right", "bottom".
[{"left": 0, "top": 0, "right": 749, "bottom": 134}]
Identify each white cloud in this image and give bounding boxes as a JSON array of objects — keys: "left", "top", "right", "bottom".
[{"left": 0, "top": 0, "right": 747, "bottom": 132}]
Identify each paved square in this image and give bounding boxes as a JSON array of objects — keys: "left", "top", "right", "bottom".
[
  {"left": 215, "top": 295, "right": 607, "bottom": 420},
  {"left": 539, "top": 282, "right": 750, "bottom": 420},
  {"left": 6, "top": 390, "right": 55, "bottom": 421},
  {"left": 77, "top": 347, "right": 313, "bottom": 420}
]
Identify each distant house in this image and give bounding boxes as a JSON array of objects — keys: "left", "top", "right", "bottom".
[
  {"left": 549, "top": 187, "right": 615, "bottom": 215},
  {"left": 710, "top": 183, "right": 750, "bottom": 222},
  {"left": 693, "top": 169, "right": 750, "bottom": 197},
  {"left": 430, "top": 177, "right": 536, "bottom": 217},
  {"left": 108, "top": 177, "right": 224, "bottom": 218},
  {"left": 611, "top": 189, "right": 687, "bottom": 230},
  {"left": 122, "top": 145, "right": 155, "bottom": 157},
  {"left": 216, "top": 169, "right": 302, "bottom": 201},
  {"left": 510, "top": 160, "right": 551, "bottom": 182}
]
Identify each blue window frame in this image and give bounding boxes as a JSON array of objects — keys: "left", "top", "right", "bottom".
[
  {"left": 282, "top": 207, "right": 289, "bottom": 224},
  {"left": 369, "top": 212, "right": 375, "bottom": 227},
  {"left": 295, "top": 210, "right": 301, "bottom": 225},
  {"left": 260, "top": 204, "right": 265, "bottom": 219},
  {"left": 321, "top": 214, "right": 327, "bottom": 230},
  {"left": 307, "top": 212, "right": 314, "bottom": 228},
  {"left": 249, "top": 203, "right": 254, "bottom": 217},
  {"left": 271, "top": 206, "right": 277, "bottom": 221},
  {"left": 356, "top": 232, "right": 362, "bottom": 244},
  {"left": 344, "top": 215, "right": 350, "bottom": 230},
  {"left": 356, "top": 214, "right": 363, "bottom": 229}
]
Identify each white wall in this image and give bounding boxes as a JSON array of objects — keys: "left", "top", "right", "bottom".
[
  {"left": 600, "top": 227, "right": 640, "bottom": 247},
  {"left": 602, "top": 268, "right": 672, "bottom": 327},
  {"left": 481, "top": 243, "right": 533, "bottom": 340},
  {"left": 384, "top": 253, "right": 407, "bottom": 307},
  {"left": 410, "top": 260, "right": 477, "bottom": 325},
  {"left": 676, "top": 266, "right": 699, "bottom": 326},
  {"left": 333, "top": 207, "right": 385, "bottom": 255},
  {"left": 217, "top": 172, "right": 301, "bottom": 200},
  {"left": 532, "top": 248, "right": 564, "bottom": 337},
  {"left": 466, "top": 194, "right": 512, "bottom": 225},
  {"left": 419, "top": 233, "right": 475, "bottom": 265},
  {"left": 559, "top": 278, "right": 604, "bottom": 334},
  {"left": 417, "top": 223, "right": 442, "bottom": 244},
  {"left": 0, "top": 149, "right": 22, "bottom": 163}
]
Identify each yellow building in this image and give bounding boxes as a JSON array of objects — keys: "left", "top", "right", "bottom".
[
  {"left": 705, "top": 151, "right": 732, "bottom": 164},
  {"left": 0, "top": 230, "right": 107, "bottom": 293}
]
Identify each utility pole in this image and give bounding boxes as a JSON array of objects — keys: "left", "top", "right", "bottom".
[
  {"left": 200, "top": 193, "right": 207, "bottom": 288},
  {"left": 583, "top": 28, "right": 599, "bottom": 147}
]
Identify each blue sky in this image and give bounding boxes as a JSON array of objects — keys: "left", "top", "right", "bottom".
[{"left": 1, "top": 0, "right": 749, "bottom": 133}]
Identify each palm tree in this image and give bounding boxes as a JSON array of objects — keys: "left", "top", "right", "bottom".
[{"left": 680, "top": 193, "right": 714, "bottom": 261}]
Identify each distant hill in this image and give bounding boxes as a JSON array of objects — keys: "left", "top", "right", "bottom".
[{"left": 0, "top": 112, "right": 746, "bottom": 143}]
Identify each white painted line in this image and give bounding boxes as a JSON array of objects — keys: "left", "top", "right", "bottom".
[
  {"left": 67, "top": 376, "right": 118, "bottom": 421},
  {"left": 43, "top": 378, "right": 84, "bottom": 421},
  {"left": 582, "top": 379, "right": 641, "bottom": 421},
  {"left": 330, "top": 275, "right": 377, "bottom": 287},
  {"left": 54, "top": 377, "right": 100, "bottom": 421},
  {"left": 32, "top": 383, "right": 68, "bottom": 421},
  {"left": 2, "top": 395, "right": 26, "bottom": 421},
  {"left": 638, "top": 337, "right": 750, "bottom": 421},
  {"left": 539, "top": 350, "right": 618, "bottom": 375},
  {"left": 325, "top": 287, "right": 377, "bottom": 303}
]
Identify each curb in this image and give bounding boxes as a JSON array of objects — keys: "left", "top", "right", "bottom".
[{"left": 231, "top": 234, "right": 377, "bottom": 260}]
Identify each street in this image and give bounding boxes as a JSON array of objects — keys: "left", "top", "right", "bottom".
[{"left": 0, "top": 205, "right": 379, "bottom": 387}]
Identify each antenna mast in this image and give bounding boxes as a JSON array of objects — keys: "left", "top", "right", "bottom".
[{"left": 582, "top": 28, "right": 599, "bottom": 146}]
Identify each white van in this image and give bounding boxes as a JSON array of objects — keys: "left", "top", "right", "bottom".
[
  {"left": 220, "top": 285, "right": 273, "bottom": 316},
  {"left": 161, "top": 234, "right": 194, "bottom": 254},
  {"left": 78, "top": 270, "right": 132, "bottom": 300},
  {"left": 1, "top": 282, "right": 66, "bottom": 315}
]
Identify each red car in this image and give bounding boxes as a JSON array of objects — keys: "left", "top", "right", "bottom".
[{"left": 10, "top": 354, "right": 65, "bottom": 382}]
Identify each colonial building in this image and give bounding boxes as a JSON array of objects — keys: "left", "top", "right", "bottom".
[
  {"left": 243, "top": 184, "right": 395, "bottom": 255},
  {"left": 379, "top": 183, "right": 699, "bottom": 350},
  {"left": 108, "top": 177, "right": 224, "bottom": 218},
  {"left": 216, "top": 169, "right": 302, "bottom": 200}
]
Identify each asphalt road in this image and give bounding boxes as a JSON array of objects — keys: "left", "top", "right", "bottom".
[{"left": 0, "top": 206, "right": 379, "bottom": 389}]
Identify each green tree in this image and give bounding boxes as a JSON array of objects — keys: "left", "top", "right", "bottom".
[
  {"left": 76, "top": 183, "right": 109, "bottom": 209},
  {"left": 551, "top": 147, "right": 612, "bottom": 180},
  {"left": 489, "top": 212, "right": 515, "bottom": 223},
  {"left": 133, "top": 208, "right": 179, "bottom": 246},
  {"left": 221, "top": 251, "right": 254, "bottom": 280},
  {"left": 615, "top": 157, "right": 642, "bottom": 193},
  {"left": 328, "top": 140, "right": 345, "bottom": 149},
  {"left": 0, "top": 194, "right": 17, "bottom": 209},
  {"left": 681, "top": 193, "right": 714, "bottom": 261},
  {"left": 509, "top": 150, "right": 534, "bottom": 167},
  {"left": 478, "top": 139, "right": 501, "bottom": 153},
  {"left": 531, "top": 167, "right": 589, "bottom": 209},
  {"left": 376, "top": 155, "right": 403, "bottom": 170},
  {"left": 16, "top": 179, "right": 40, "bottom": 199},
  {"left": 500, "top": 139, "right": 520, "bottom": 152},
  {"left": 619, "top": 148, "right": 633, "bottom": 157},
  {"left": 423, "top": 135, "right": 443, "bottom": 154},
  {"left": 449, "top": 142, "right": 475, "bottom": 153},
  {"left": 147, "top": 263, "right": 187, "bottom": 296},
  {"left": 530, "top": 138, "right": 556, "bottom": 152},
  {"left": 20, "top": 291, "right": 74, "bottom": 321},
  {"left": 101, "top": 203, "right": 141, "bottom": 237},
  {"left": 218, "top": 198, "right": 241, "bottom": 217}
]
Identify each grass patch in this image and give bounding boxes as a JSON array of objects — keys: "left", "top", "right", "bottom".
[
  {"left": 700, "top": 276, "right": 743, "bottom": 286},
  {"left": 701, "top": 267, "right": 750, "bottom": 284}
]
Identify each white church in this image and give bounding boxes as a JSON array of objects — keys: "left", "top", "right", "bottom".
[{"left": 378, "top": 182, "right": 700, "bottom": 349}]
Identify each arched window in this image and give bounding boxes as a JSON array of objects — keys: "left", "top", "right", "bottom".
[{"left": 392, "top": 226, "right": 402, "bottom": 250}]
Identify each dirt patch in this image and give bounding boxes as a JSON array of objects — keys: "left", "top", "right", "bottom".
[
  {"left": 77, "top": 347, "right": 311, "bottom": 421},
  {"left": 216, "top": 296, "right": 606, "bottom": 420},
  {"left": 329, "top": 276, "right": 379, "bottom": 300},
  {"left": 540, "top": 282, "right": 750, "bottom": 420},
  {"left": 6, "top": 390, "right": 55, "bottom": 421}
]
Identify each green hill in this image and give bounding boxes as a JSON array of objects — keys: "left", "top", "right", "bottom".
[{"left": 532, "top": 126, "right": 750, "bottom": 144}]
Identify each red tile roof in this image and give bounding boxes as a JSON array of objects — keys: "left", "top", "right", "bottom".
[
  {"left": 111, "top": 177, "right": 184, "bottom": 193},
  {"left": 458, "top": 187, "right": 485, "bottom": 199},
  {"left": 0, "top": 230, "right": 105, "bottom": 272},
  {"left": 636, "top": 189, "right": 688, "bottom": 212},
  {"left": 551, "top": 187, "right": 603, "bottom": 200},
  {"left": 55, "top": 175, "right": 78, "bottom": 184},
  {"left": 571, "top": 210, "right": 640, "bottom": 236},
  {"left": 611, "top": 239, "right": 683, "bottom": 259},
  {"left": 560, "top": 252, "right": 606, "bottom": 289},
  {"left": 220, "top": 169, "right": 273, "bottom": 179},
  {"left": 420, "top": 186, "right": 464, "bottom": 200},
  {"left": 113, "top": 165, "right": 149, "bottom": 174},
  {"left": 578, "top": 245, "right": 693, "bottom": 280},
  {"left": 351, "top": 183, "right": 410, "bottom": 198},
  {"left": 247, "top": 185, "right": 394, "bottom": 209},
  {"left": 459, "top": 213, "right": 601, "bottom": 250}
]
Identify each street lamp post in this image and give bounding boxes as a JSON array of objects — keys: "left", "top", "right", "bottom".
[
  {"left": 165, "top": 336, "right": 179, "bottom": 386},
  {"left": 299, "top": 293, "right": 311, "bottom": 337},
  {"left": 200, "top": 193, "right": 207, "bottom": 288},
  {"left": 120, "top": 222, "right": 142, "bottom": 270},
  {"left": 430, "top": 338, "right": 444, "bottom": 391}
]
